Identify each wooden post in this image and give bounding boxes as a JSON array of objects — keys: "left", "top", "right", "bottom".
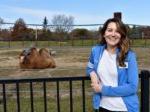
[{"left": 114, "top": 12, "right": 122, "bottom": 21}]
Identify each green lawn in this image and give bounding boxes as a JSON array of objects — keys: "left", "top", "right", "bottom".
[
  {"left": 0, "top": 39, "right": 150, "bottom": 48},
  {"left": 0, "top": 96, "right": 93, "bottom": 112}
]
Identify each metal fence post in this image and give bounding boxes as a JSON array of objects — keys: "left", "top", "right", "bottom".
[{"left": 140, "top": 70, "right": 150, "bottom": 112}]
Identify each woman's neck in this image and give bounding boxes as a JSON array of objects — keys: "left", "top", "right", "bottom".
[{"left": 106, "top": 45, "right": 117, "bottom": 54}]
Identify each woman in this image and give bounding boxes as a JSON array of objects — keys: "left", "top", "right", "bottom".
[{"left": 86, "top": 18, "right": 139, "bottom": 112}]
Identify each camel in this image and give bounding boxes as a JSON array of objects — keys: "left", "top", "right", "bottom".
[{"left": 19, "top": 47, "right": 56, "bottom": 69}]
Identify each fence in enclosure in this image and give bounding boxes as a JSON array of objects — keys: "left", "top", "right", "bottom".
[
  {"left": 0, "top": 70, "right": 149, "bottom": 112},
  {"left": 0, "top": 22, "right": 150, "bottom": 48}
]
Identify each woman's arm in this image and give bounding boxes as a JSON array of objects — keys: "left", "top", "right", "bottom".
[
  {"left": 86, "top": 48, "right": 95, "bottom": 76},
  {"left": 101, "top": 52, "right": 139, "bottom": 97},
  {"left": 86, "top": 47, "right": 102, "bottom": 92}
]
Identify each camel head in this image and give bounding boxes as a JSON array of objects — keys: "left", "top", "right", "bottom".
[{"left": 19, "top": 47, "right": 38, "bottom": 64}]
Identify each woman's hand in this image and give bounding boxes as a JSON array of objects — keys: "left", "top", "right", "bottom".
[
  {"left": 90, "top": 71, "right": 102, "bottom": 93},
  {"left": 91, "top": 82, "right": 102, "bottom": 93}
]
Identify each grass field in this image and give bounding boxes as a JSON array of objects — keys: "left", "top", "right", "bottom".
[{"left": 0, "top": 39, "right": 150, "bottom": 48}]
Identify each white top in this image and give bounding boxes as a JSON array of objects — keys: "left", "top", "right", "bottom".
[{"left": 97, "top": 49, "right": 127, "bottom": 111}]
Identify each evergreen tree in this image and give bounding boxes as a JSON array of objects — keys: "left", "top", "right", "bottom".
[{"left": 43, "top": 16, "right": 48, "bottom": 31}]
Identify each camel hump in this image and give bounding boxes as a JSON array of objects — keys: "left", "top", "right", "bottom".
[
  {"left": 39, "top": 48, "right": 49, "bottom": 54},
  {"left": 19, "top": 47, "right": 56, "bottom": 69}
]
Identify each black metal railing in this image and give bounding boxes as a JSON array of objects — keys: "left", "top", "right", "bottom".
[
  {"left": 0, "top": 70, "right": 149, "bottom": 112},
  {"left": 139, "top": 70, "right": 150, "bottom": 112},
  {"left": 0, "top": 76, "right": 90, "bottom": 112}
]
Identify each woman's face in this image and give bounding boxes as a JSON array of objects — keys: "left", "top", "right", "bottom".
[{"left": 104, "top": 22, "right": 121, "bottom": 48}]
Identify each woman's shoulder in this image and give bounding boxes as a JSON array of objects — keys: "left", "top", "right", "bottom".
[
  {"left": 126, "top": 49, "right": 137, "bottom": 60},
  {"left": 91, "top": 44, "right": 105, "bottom": 51},
  {"left": 127, "top": 49, "right": 136, "bottom": 55}
]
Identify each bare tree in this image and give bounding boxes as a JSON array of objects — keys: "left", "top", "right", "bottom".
[
  {"left": 11, "top": 18, "right": 28, "bottom": 40},
  {"left": 51, "top": 14, "right": 74, "bottom": 33}
]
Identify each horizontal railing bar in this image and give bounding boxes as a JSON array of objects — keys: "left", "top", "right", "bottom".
[
  {"left": 139, "top": 71, "right": 150, "bottom": 78},
  {"left": 0, "top": 76, "right": 90, "bottom": 83},
  {"left": 0, "top": 89, "right": 90, "bottom": 93},
  {"left": 1, "top": 72, "right": 150, "bottom": 84}
]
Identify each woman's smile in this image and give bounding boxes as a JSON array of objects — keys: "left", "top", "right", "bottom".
[{"left": 104, "top": 22, "right": 121, "bottom": 47}]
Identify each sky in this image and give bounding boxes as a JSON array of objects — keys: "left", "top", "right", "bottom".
[{"left": 0, "top": 0, "right": 150, "bottom": 26}]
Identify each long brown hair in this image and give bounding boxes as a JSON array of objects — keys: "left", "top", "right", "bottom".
[{"left": 99, "top": 18, "right": 129, "bottom": 67}]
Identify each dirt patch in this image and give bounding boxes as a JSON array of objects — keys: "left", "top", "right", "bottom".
[
  {"left": 0, "top": 47, "right": 89, "bottom": 78},
  {"left": 0, "top": 47, "right": 149, "bottom": 78}
]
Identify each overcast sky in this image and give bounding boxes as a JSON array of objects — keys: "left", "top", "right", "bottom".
[{"left": 0, "top": 0, "right": 150, "bottom": 26}]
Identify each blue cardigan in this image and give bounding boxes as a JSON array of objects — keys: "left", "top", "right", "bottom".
[{"left": 86, "top": 44, "right": 139, "bottom": 112}]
